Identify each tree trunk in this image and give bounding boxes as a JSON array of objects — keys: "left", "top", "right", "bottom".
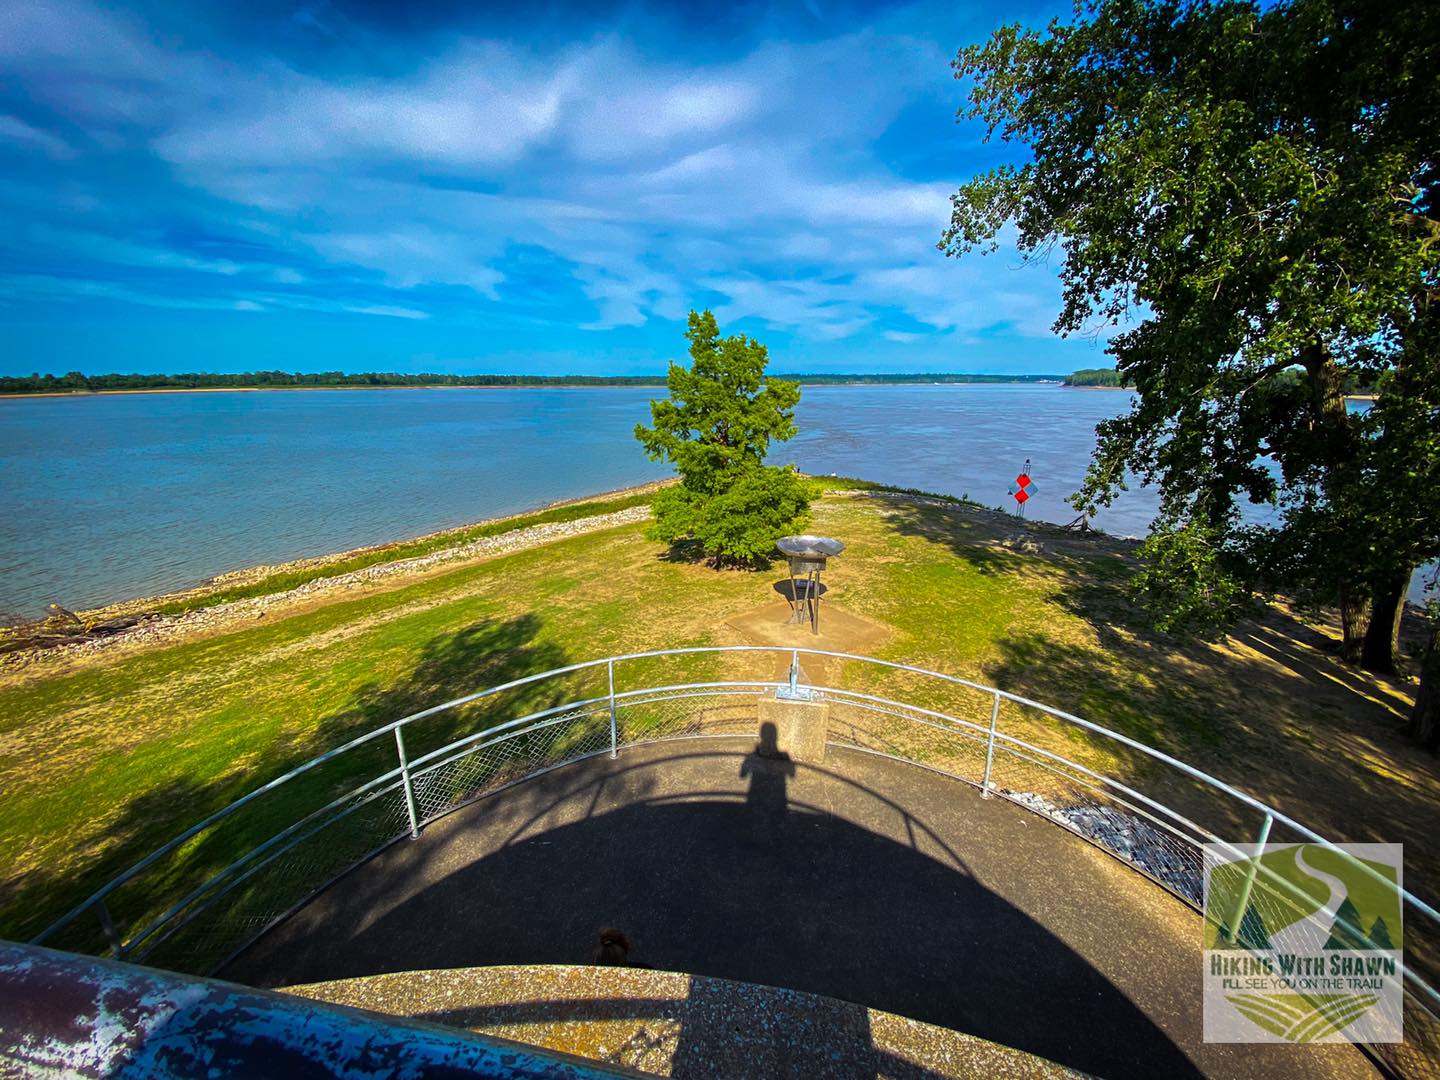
[
  {"left": 1302, "top": 341, "right": 1369, "bottom": 662},
  {"left": 1339, "top": 582, "right": 1372, "bottom": 664},
  {"left": 1360, "top": 574, "right": 1409, "bottom": 674},
  {"left": 1301, "top": 340, "right": 1353, "bottom": 450},
  {"left": 1410, "top": 620, "right": 1440, "bottom": 752}
]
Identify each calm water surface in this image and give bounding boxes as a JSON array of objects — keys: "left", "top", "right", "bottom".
[{"left": 2, "top": 384, "right": 1420, "bottom": 616}]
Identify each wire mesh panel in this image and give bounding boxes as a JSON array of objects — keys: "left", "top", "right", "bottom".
[
  {"left": 36, "top": 724, "right": 403, "bottom": 964},
  {"left": 1391, "top": 995, "right": 1440, "bottom": 1079},
  {"left": 979, "top": 698, "right": 1209, "bottom": 906},
  {"left": 412, "top": 706, "right": 614, "bottom": 826},
  {"left": 137, "top": 784, "right": 412, "bottom": 974},
  {"left": 822, "top": 694, "right": 990, "bottom": 787},
  {"left": 616, "top": 689, "right": 765, "bottom": 746}
]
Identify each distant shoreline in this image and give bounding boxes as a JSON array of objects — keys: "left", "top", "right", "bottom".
[
  {"left": 1061, "top": 383, "right": 1378, "bottom": 405},
  {"left": 1, "top": 379, "right": 1070, "bottom": 399}
]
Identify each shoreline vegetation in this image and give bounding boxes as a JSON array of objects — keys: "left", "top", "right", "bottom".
[
  {"left": 0, "top": 371, "right": 1068, "bottom": 397},
  {"left": 1062, "top": 368, "right": 1132, "bottom": 388},
  {"left": 1062, "top": 366, "right": 1379, "bottom": 402}
]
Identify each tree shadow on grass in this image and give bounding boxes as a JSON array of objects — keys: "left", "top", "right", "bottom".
[
  {"left": 981, "top": 624, "right": 1440, "bottom": 987},
  {"left": 1, "top": 614, "right": 575, "bottom": 965},
  {"left": 871, "top": 495, "right": 1440, "bottom": 934},
  {"left": 308, "top": 613, "right": 572, "bottom": 761},
  {"left": 656, "top": 538, "right": 777, "bottom": 571}
]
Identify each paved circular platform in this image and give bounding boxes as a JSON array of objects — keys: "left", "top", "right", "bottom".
[{"left": 226, "top": 738, "right": 1378, "bottom": 1080}]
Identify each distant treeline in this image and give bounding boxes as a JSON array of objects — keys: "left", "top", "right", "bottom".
[
  {"left": 1064, "top": 368, "right": 1131, "bottom": 387},
  {"left": 1, "top": 370, "right": 1066, "bottom": 393},
  {"left": 1062, "top": 366, "right": 1377, "bottom": 394}
]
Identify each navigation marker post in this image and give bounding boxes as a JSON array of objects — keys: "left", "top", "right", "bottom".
[{"left": 1008, "top": 460, "right": 1038, "bottom": 517}]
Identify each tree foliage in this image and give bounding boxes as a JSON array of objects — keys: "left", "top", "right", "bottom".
[
  {"left": 1064, "top": 368, "right": 1131, "bottom": 387},
  {"left": 943, "top": 0, "right": 1439, "bottom": 677},
  {"left": 635, "top": 311, "right": 808, "bottom": 566}
]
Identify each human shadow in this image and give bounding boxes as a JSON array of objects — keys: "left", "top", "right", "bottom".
[{"left": 739, "top": 722, "right": 795, "bottom": 844}]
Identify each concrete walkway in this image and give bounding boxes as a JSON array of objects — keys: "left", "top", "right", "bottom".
[
  {"left": 226, "top": 739, "right": 1377, "bottom": 1080},
  {"left": 286, "top": 964, "right": 1089, "bottom": 1079}
]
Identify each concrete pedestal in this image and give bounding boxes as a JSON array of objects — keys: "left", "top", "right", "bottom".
[{"left": 758, "top": 695, "right": 830, "bottom": 764}]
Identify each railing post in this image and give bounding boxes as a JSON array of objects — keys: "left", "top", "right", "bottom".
[
  {"left": 980, "top": 691, "right": 1001, "bottom": 797},
  {"left": 394, "top": 726, "right": 420, "bottom": 840},
  {"left": 608, "top": 659, "right": 618, "bottom": 759},
  {"left": 789, "top": 649, "right": 800, "bottom": 696},
  {"left": 1224, "top": 812, "right": 1274, "bottom": 944},
  {"left": 94, "top": 899, "right": 123, "bottom": 957}
]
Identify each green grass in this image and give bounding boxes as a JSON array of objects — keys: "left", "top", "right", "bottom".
[
  {"left": 149, "top": 491, "right": 656, "bottom": 616},
  {"left": 1, "top": 487, "right": 1432, "bottom": 968}
]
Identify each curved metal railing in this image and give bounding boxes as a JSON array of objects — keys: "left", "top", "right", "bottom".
[{"left": 29, "top": 646, "right": 1440, "bottom": 1070}]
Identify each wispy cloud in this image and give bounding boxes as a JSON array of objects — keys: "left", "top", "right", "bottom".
[{"left": 0, "top": 115, "right": 74, "bottom": 158}]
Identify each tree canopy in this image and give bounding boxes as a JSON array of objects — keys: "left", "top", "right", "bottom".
[
  {"left": 942, "top": 0, "right": 1439, "bottom": 683},
  {"left": 635, "top": 311, "right": 809, "bottom": 566}
]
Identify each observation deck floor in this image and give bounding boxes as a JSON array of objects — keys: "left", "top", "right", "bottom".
[{"left": 227, "top": 738, "right": 1376, "bottom": 1080}]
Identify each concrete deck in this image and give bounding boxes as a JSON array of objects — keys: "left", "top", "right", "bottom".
[
  {"left": 226, "top": 738, "right": 1377, "bottom": 1080},
  {"left": 286, "top": 964, "right": 1087, "bottom": 1079}
]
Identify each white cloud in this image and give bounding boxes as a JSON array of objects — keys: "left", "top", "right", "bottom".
[
  {"left": 300, "top": 226, "right": 504, "bottom": 298},
  {"left": 344, "top": 304, "right": 430, "bottom": 320},
  {"left": 157, "top": 43, "right": 583, "bottom": 170}
]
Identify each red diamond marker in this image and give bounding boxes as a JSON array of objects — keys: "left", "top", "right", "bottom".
[
  {"left": 1016, "top": 473, "right": 1031, "bottom": 488},
  {"left": 1014, "top": 489, "right": 1030, "bottom": 504}
]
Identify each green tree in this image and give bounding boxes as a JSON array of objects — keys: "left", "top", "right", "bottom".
[
  {"left": 941, "top": 0, "right": 1438, "bottom": 674},
  {"left": 635, "top": 311, "right": 809, "bottom": 567},
  {"left": 1410, "top": 596, "right": 1440, "bottom": 751}
]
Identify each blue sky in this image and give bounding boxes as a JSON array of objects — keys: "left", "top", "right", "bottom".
[{"left": 0, "top": 0, "right": 1118, "bottom": 376}]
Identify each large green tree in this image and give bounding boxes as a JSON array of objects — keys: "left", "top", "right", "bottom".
[
  {"left": 635, "top": 311, "right": 808, "bottom": 567},
  {"left": 941, "top": 0, "right": 1439, "bottom": 681}
]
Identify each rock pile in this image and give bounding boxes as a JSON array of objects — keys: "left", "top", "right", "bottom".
[{"left": 1004, "top": 789, "right": 1204, "bottom": 904}]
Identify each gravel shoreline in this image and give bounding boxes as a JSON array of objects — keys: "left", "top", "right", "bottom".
[{"left": 1, "top": 502, "right": 652, "bottom": 679}]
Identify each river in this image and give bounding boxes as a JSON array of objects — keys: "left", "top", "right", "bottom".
[{"left": 0, "top": 384, "right": 1427, "bottom": 616}]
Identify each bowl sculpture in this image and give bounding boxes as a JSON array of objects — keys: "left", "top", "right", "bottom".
[{"left": 776, "top": 535, "right": 843, "bottom": 633}]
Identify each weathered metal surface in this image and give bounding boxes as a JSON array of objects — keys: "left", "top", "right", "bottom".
[
  {"left": 774, "top": 536, "right": 845, "bottom": 560},
  {"left": 0, "top": 941, "right": 647, "bottom": 1079}
]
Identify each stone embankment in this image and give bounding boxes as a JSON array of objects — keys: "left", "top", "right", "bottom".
[{"left": 1, "top": 504, "right": 651, "bottom": 677}]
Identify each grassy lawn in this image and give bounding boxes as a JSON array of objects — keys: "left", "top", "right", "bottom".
[{"left": 1, "top": 484, "right": 1434, "bottom": 964}]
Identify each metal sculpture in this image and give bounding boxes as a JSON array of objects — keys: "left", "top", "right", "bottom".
[{"left": 775, "top": 535, "right": 843, "bottom": 634}]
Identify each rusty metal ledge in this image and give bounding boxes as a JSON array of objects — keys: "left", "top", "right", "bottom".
[{"left": 0, "top": 941, "right": 649, "bottom": 1079}]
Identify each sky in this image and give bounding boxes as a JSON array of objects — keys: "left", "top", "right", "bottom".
[{"left": 0, "top": 0, "right": 1120, "bottom": 376}]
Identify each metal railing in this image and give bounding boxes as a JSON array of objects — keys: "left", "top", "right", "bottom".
[{"left": 29, "top": 646, "right": 1440, "bottom": 1073}]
